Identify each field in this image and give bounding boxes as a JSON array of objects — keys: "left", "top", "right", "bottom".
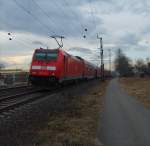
[
  {"left": 120, "top": 77, "right": 150, "bottom": 108},
  {"left": 34, "top": 80, "right": 108, "bottom": 146}
]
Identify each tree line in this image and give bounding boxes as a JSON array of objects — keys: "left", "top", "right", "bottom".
[{"left": 114, "top": 49, "right": 150, "bottom": 77}]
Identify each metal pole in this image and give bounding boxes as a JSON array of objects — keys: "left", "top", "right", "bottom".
[
  {"left": 101, "top": 38, "right": 104, "bottom": 80},
  {"left": 97, "top": 35, "right": 104, "bottom": 81},
  {"left": 108, "top": 49, "right": 111, "bottom": 75}
]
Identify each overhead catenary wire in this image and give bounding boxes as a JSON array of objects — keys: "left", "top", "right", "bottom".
[
  {"left": 0, "top": 33, "right": 33, "bottom": 49},
  {"left": 88, "top": 0, "right": 97, "bottom": 29},
  {"left": 63, "top": 0, "right": 90, "bottom": 40},
  {"left": 31, "top": 0, "right": 72, "bottom": 48},
  {"left": 31, "top": 0, "right": 88, "bottom": 48},
  {"left": 12, "top": 0, "right": 89, "bottom": 47},
  {"left": 11, "top": 0, "right": 66, "bottom": 49},
  {"left": 0, "top": 16, "right": 37, "bottom": 46},
  {"left": 0, "top": 1, "right": 103, "bottom": 69},
  {"left": 12, "top": 0, "right": 56, "bottom": 35},
  {"left": 0, "top": 3, "right": 48, "bottom": 47},
  {"left": 63, "top": 0, "right": 86, "bottom": 31},
  {"left": 20, "top": 0, "right": 75, "bottom": 48},
  {"left": 52, "top": 0, "right": 83, "bottom": 35},
  {"left": 88, "top": 0, "right": 99, "bottom": 45},
  {"left": 31, "top": 0, "right": 65, "bottom": 33},
  {"left": 56, "top": 0, "right": 91, "bottom": 48},
  {"left": 0, "top": 27, "right": 35, "bottom": 49},
  {"left": 2, "top": 0, "right": 97, "bottom": 51}
]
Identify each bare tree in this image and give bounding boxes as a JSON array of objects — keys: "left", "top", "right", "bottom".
[
  {"left": 114, "top": 49, "right": 133, "bottom": 77},
  {"left": 0, "top": 63, "right": 5, "bottom": 70},
  {"left": 135, "top": 59, "right": 146, "bottom": 72}
]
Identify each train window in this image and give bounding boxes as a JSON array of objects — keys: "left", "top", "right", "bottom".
[
  {"left": 34, "top": 52, "right": 46, "bottom": 60},
  {"left": 47, "top": 53, "right": 58, "bottom": 60},
  {"left": 47, "top": 49, "right": 58, "bottom": 60},
  {"left": 34, "top": 50, "right": 58, "bottom": 61}
]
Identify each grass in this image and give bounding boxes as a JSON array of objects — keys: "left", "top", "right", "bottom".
[
  {"left": 33, "top": 81, "right": 108, "bottom": 146},
  {"left": 120, "top": 77, "right": 150, "bottom": 108}
]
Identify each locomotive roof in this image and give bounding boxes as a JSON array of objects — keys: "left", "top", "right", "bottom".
[{"left": 35, "top": 48, "right": 59, "bottom": 52}]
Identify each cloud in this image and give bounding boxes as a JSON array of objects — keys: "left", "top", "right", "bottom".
[
  {"left": 67, "top": 47, "right": 92, "bottom": 54},
  {"left": 0, "top": 55, "right": 31, "bottom": 69},
  {"left": 0, "top": 0, "right": 150, "bottom": 69},
  {"left": 120, "top": 33, "right": 140, "bottom": 46},
  {"left": 0, "top": 0, "right": 97, "bottom": 37},
  {"left": 32, "top": 40, "right": 46, "bottom": 46}
]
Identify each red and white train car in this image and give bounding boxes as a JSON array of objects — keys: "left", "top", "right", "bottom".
[
  {"left": 83, "top": 61, "right": 97, "bottom": 79},
  {"left": 29, "top": 48, "right": 98, "bottom": 85}
]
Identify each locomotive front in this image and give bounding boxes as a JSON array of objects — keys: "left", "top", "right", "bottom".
[{"left": 29, "top": 48, "right": 61, "bottom": 85}]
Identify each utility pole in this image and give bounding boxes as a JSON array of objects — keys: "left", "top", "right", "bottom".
[
  {"left": 108, "top": 49, "right": 111, "bottom": 76},
  {"left": 97, "top": 34, "right": 104, "bottom": 81}
]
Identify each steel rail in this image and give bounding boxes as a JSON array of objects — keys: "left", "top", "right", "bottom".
[
  {"left": 0, "top": 85, "right": 29, "bottom": 92},
  {"left": 0, "top": 89, "right": 43, "bottom": 103},
  {"left": 0, "top": 87, "right": 59, "bottom": 114},
  {"left": 0, "top": 92, "right": 50, "bottom": 113}
]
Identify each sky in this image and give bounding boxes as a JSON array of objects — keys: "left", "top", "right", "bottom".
[{"left": 0, "top": 0, "right": 150, "bottom": 70}]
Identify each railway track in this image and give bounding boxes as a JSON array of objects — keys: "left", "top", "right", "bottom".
[
  {"left": 0, "top": 86, "right": 59, "bottom": 114},
  {"left": 0, "top": 85, "right": 29, "bottom": 92},
  {"left": 0, "top": 81, "right": 87, "bottom": 115},
  {"left": 0, "top": 85, "right": 35, "bottom": 98}
]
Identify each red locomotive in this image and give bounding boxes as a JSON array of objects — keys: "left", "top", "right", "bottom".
[{"left": 29, "top": 48, "right": 101, "bottom": 85}]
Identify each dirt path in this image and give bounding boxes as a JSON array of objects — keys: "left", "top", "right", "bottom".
[{"left": 98, "top": 78, "right": 150, "bottom": 146}]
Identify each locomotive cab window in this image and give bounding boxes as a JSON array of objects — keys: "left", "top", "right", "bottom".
[
  {"left": 47, "top": 50, "right": 58, "bottom": 60},
  {"left": 34, "top": 52, "right": 46, "bottom": 60},
  {"left": 34, "top": 50, "right": 58, "bottom": 61},
  {"left": 47, "top": 52, "right": 58, "bottom": 60}
]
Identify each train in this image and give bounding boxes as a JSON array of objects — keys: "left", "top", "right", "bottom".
[{"left": 29, "top": 48, "right": 102, "bottom": 85}]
